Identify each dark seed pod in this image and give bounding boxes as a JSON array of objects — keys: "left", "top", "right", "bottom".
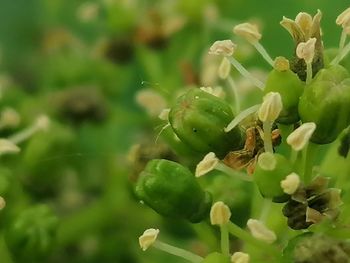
[
  {"left": 135, "top": 159, "right": 212, "bottom": 223},
  {"left": 169, "top": 89, "right": 244, "bottom": 158}
]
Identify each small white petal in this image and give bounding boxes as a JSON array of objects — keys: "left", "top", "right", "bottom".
[
  {"left": 0, "top": 139, "right": 20, "bottom": 155},
  {"left": 296, "top": 38, "right": 316, "bottom": 64},
  {"left": 233, "top": 22, "right": 262, "bottom": 43},
  {"left": 195, "top": 152, "right": 219, "bottom": 177},
  {"left": 139, "top": 228, "right": 159, "bottom": 251},
  {"left": 218, "top": 57, "right": 231, "bottom": 79},
  {"left": 209, "top": 40, "right": 236, "bottom": 56},
  {"left": 210, "top": 201, "right": 231, "bottom": 225},
  {"left": 158, "top": 108, "right": 170, "bottom": 121},
  {"left": 36, "top": 115, "right": 50, "bottom": 131},
  {"left": 136, "top": 89, "right": 167, "bottom": 117},
  {"left": 281, "top": 173, "right": 300, "bottom": 195},
  {"left": 0, "top": 196, "right": 5, "bottom": 210},
  {"left": 247, "top": 219, "right": 276, "bottom": 244},
  {"left": 231, "top": 252, "right": 250, "bottom": 263},
  {"left": 258, "top": 92, "right": 283, "bottom": 122},
  {"left": 0, "top": 108, "right": 21, "bottom": 128},
  {"left": 336, "top": 7, "right": 350, "bottom": 28},
  {"left": 286, "top": 122, "right": 316, "bottom": 151}
]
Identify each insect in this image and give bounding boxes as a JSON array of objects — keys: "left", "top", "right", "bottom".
[{"left": 223, "top": 118, "right": 281, "bottom": 175}]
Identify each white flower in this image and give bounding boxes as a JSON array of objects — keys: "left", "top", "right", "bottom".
[
  {"left": 233, "top": 23, "right": 262, "bottom": 43},
  {"left": 258, "top": 92, "right": 283, "bottom": 122},
  {"left": 209, "top": 40, "right": 236, "bottom": 56},
  {"left": 296, "top": 38, "right": 317, "bottom": 64},
  {"left": 35, "top": 115, "right": 50, "bottom": 131},
  {"left": 0, "top": 107, "right": 21, "bottom": 128},
  {"left": 247, "top": 219, "right": 277, "bottom": 244},
  {"left": 195, "top": 152, "right": 219, "bottom": 177},
  {"left": 281, "top": 173, "right": 300, "bottom": 195},
  {"left": 210, "top": 201, "right": 231, "bottom": 225},
  {"left": 336, "top": 7, "right": 350, "bottom": 28},
  {"left": 231, "top": 252, "right": 250, "bottom": 263},
  {"left": 139, "top": 228, "right": 159, "bottom": 251},
  {"left": 286, "top": 122, "right": 316, "bottom": 151}
]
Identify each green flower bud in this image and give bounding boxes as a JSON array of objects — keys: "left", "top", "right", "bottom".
[
  {"left": 169, "top": 89, "right": 244, "bottom": 158},
  {"left": 201, "top": 252, "right": 230, "bottom": 263},
  {"left": 135, "top": 159, "right": 212, "bottom": 223},
  {"left": 299, "top": 65, "right": 350, "bottom": 144},
  {"left": 264, "top": 65, "right": 304, "bottom": 124},
  {"left": 254, "top": 153, "right": 293, "bottom": 202},
  {"left": 5, "top": 205, "right": 59, "bottom": 262}
]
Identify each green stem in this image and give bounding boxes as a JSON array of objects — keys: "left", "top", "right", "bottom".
[
  {"left": 227, "top": 222, "right": 280, "bottom": 257},
  {"left": 0, "top": 233, "right": 14, "bottom": 263},
  {"left": 331, "top": 41, "right": 350, "bottom": 65},
  {"left": 339, "top": 30, "right": 347, "bottom": 50},
  {"left": 263, "top": 121, "right": 273, "bottom": 153},
  {"left": 306, "top": 62, "right": 312, "bottom": 84},
  {"left": 302, "top": 142, "right": 318, "bottom": 184},
  {"left": 220, "top": 224, "right": 230, "bottom": 256},
  {"left": 153, "top": 241, "right": 203, "bottom": 263},
  {"left": 259, "top": 198, "right": 272, "bottom": 223},
  {"left": 227, "top": 76, "right": 240, "bottom": 115},
  {"left": 215, "top": 163, "right": 253, "bottom": 182}
]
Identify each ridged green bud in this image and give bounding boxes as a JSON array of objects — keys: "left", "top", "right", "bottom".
[
  {"left": 135, "top": 159, "right": 212, "bottom": 223},
  {"left": 201, "top": 252, "right": 230, "bottom": 263},
  {"left": 299, "top": 65, "right": 350, "bottom": 144},
  {"left": 264, "top": 64, "right": 304, "bottom": 124},
  {"left": 254, "top": 153, "right": 293, "bottom": 202},
  {"left": 169, "top": 89, "right": 244, "bottom": 158},
  {"left": 5, "top": 205, "right": 59, "bottom": 262}
]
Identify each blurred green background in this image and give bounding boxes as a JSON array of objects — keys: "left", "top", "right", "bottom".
[{"left": 0, "top": 0, "right": 348, "bottom": 262}]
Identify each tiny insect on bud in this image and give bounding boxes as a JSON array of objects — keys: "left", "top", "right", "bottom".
[
  {"left": 218, "top": 57, "right": 231, "bottom": 79},
  {"left": 286, "top": 122, "right": 316, "bottom": 151},
  {"left": 296, "top": 38, "right": 317, "bottom": 64},
  {"left": 258, "top": 92, "right": 283, "bottom": 122},
  {"left": 139, "top": 228, "right": 159, "bottom": 251},
  {"left": 233, "top": 23, "right": 262, "bottom": 43},
  {"left": 210, "top": 201, "right": 231, "bottom": 225},
  {"left": 231, "top": 252, "right": 250, "bottom": 263},
  {"left": 209, "top": 40, "right": 236, "bottom": 56},
  {"left": 195, "top": 152, "right": 219, "bottom": 177},
  {"left": 247, "top": 219, "right": 277, "bottom": 244},
  {"left": 281, "top": 173, "right": 300, "bottom": 195}
]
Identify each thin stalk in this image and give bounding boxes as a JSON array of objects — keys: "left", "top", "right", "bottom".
[
  {"left": 0, "top": 233, "right": 14, "bottom": 263},
  {"left": 227, "top": 76, "right": 240, "bottom": 115},
  {"left": 215, "top": 162, "right": 253, "bottom": 182},
  {"left": 339, "top": 30, "right": 347, "bottom": 50},
  {"left": 302, "top": 142, "right": 318, "bottom": 184},
  {"left": 224, "top": 104, "right": 261, "bottom": 132},
  {"left": 8, "top": 125, "right": 41, "bottom": 145},
  {"left": 253, "top": 42, "right": 274, "bottom": 67},
  {"left": 331, "top": 41, "right": 350, "bottom": 65},
  {"left": 290, "top": 149, "right": 298, "bottom": 166},
  {"left": 153, "top": 241, "right": 203, "bottom": 263},
  {"left": 306, "top": 62, "right": 312, "bottom": 84},
  {"left": 227, "top": 222, "right": 280, "bottom": 257},
  {"left": 263, "top": 121, "right": 273, "bottom": 153},
  {"left": 220, "top": 224, "right": 230, "bottom": 256},
  {"left": 227, "top": 57, "right": 264, "bottom": 90}
]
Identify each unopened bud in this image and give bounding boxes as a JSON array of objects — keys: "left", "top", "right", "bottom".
[
  {"left": 233, "top": 23, "right": 262, "bottom": 43},
  {"left": 35, "top": 115, "right": 50, "bottom": 131},
  {"left": 210, "top": 201, "right": 231, "bottom": 225},
  {"left": 231, "top": 252, "right": 250, "bottom": 263},
  {"left": 281, "top": 173, "right": 300, "bottom": 195},
  {"left": 296, "top": 38, "right": 316, "bottom": 64},
  {"left": 139, "top": 228, "right": 159, "bottom": 251},
  {"left": 195, "top": 152, "right": 219, "bottom": 177},
  {"left": 286, "top": 122, "right": 316, "bottom": 151},
  {"left": 258, "top": 92, "right": 283, "bottom": 122},
  {"left": 247, "top": 219, "right": 276, "bottom": 244},
  {"left": 209, "top": 40, "right": 236, "bottom": 56},
  {"left": 0, "top": 108, "right": 21, "bottom": 128}
]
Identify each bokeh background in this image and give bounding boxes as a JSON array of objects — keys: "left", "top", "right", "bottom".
[{"left": 0, "top": 0, "right": 348, "bottom": 262}]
